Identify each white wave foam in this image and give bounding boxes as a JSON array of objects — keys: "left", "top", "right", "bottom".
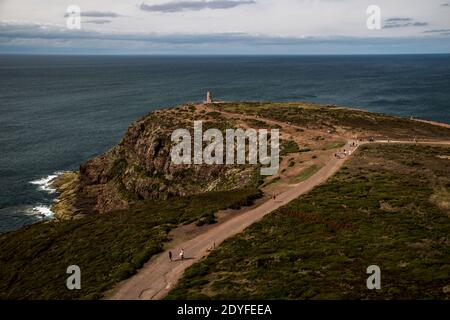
[
  {"left": 31, "top": 205, "right": 55, "bottom": 219},
  {"left": 30, "top": 171, "right": 65, "bottom": 194},
  {"left": 27, "top": 171, "right": 66, "bottom": 221},
  {"left": 22, "top": 205, "right": 55, "bottom": 219}
]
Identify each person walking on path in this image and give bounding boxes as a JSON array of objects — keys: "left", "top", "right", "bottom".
[
  {"left": 179, "top": 249, "right": 184, "bottom": 260},
  {"left": 168, "top": 251, "right": 172, "bottom": 262}
]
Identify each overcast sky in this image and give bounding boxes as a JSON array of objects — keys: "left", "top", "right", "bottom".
[{"left": 1, "top": 0, "right": 450, "bottom": 54}]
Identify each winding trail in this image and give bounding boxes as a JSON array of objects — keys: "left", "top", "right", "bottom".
[{"left": 109, "top": 143, "right": 359, "bottom": 300}]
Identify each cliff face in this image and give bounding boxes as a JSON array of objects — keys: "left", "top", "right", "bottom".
[{"left": 53, "top": 105, "right": 260, "bottom": 219}]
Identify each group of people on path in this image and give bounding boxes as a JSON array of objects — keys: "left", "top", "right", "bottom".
[
  {"left": 334, "top": 148, "right": 352, "bottom": 159},
  {"left": 334, "top": 141, "right": 358, "bottom": 159},
  {"left": 168, "top": 248, "right": 184, "bottom": 262}
]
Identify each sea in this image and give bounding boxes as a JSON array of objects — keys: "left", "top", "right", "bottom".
[{"left": 1, "top": 54, "right": 449, "bottom": 234}]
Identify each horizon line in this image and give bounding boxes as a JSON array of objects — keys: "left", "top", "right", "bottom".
[{"left": 2, "top": 52, "right": 450, "bottom": 57}]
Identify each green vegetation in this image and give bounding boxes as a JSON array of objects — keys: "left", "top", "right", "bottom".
[
  {"left": 298, "top": 146, "right": 312, "bottom": 152},
  {"left": 280, "top": 140, "right": 301, "bottom": 156},
  {"left": 244, "top": 118, "right": 281, "bottom": 130},
  {"left": 109, "top": 158, "right": 127, "bottom": 179},
  {"left": 213, "top": 102, "right": 450, "bottom": 140},
  {"left": 166, "top": 144, "right": 450, "bottom": 300},
  {"left": 324, "top": 140, "right": 346, "bottom": 150},
  {"left": 205, "top": 111, "right": 221, "bottom": 118},
  {"left": 0, "top": 188, "right": 262, "bottom": 299},
  {"left": 296, "top": 164, "right": 322, "bottom": 182},
  {"left": 262, "top": 176, "right": 281, "bottom": 187}
]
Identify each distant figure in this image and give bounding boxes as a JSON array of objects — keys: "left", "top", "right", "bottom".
[
  {"left": 179, "top": 249, "right": 185, "bottom": 260},
  {"left": 273, "top": 193, "right": 276, "bottom": 200},
  {"left": 414, "top": 136, "right": 417, "bottom": 144},
  {"left": 168, "top": 251, "right": 172, "bottom": 262}
]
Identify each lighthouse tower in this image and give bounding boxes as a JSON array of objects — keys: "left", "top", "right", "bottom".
[{"left": 206, "top": 91, "right": 213, "bottom": 104}]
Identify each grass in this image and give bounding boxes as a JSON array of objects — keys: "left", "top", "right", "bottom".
[
  {"left": 0, "top": 188, "right": 262, "bottom": 299},
  {"left": 166, "top": 144, "right": 450, "bottom": 300},
  {"left": 213, "top": 102, "right": 450, "bottom": 140},
  {"left": 324, "top": 140, "right": 346, "bottom": 150},
  {"left": 280, "top": 140, "right": 301, "bottom": 156},
  {"left": 262, "top": 176, "right": 281, "bottom": 187},
  {"left": 295, "top": 164, "right": 322, "bottom": 183},
  {"left": 244, "top": 118, "right": 281, "bottom": 130}
]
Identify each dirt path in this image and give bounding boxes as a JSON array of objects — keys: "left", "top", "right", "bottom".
[
  {"left": 109, "top": 143, "right": 358, "bottom": 300},
  {"left": 376, "top": 140, "right": 450, "bottom": 145},
  {"left": 413, "top": 118, "right": 450, "bottom": 129}
]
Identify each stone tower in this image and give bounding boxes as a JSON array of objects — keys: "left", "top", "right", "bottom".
[{"left": 206, "top": 91, "right": 213, "bottom": 104}]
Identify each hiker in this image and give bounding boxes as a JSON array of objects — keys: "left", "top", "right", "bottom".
[
  {"left": 273, "top": 193, "right": 276, "bottom": 201},
  {"left": 168, "top": 251, "right": 172, "bottom": 262},
  {"left": 179, "top": 249, "right": 184, "bottom": 260}
]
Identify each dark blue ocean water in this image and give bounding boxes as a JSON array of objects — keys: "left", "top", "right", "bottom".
[{"left": 1, "top": 54, "right": 450, "bottom": 233}]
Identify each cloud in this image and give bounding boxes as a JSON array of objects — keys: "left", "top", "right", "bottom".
[
  {"left": 0, "top": 22, "right": 307, "bottom": 44},
  {"left": 1, "top": 21, "right": 450, "bottom": 55},
  {"left": 383, "top": 17, "right": 428, "bottom": 29},
  {"left": 423, "top": 28, "right": 450, "bottom": 36},
  {"left": 64, "top": 11, "right": 121, "bottom": 18},
  {"left": 385, "top": 18, "right": 413, "bottom": 22},
  {"left": 84, "top": 20, "right": 112, "bottom": 24},
  {"left": 423, "top": 28, "right": 450, "bottom": 33},
  {"left": 139, "top": 0, "right": 256, "bottom": 13}
]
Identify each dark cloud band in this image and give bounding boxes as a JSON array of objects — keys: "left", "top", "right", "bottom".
[
  {"left": 64, "top": 11, "right": 121, "bottom": 18},
  {"left": 383, "top": 17, "right": 428, "bottom": 29},
  {"left": 139, "top": 0, "right": 256, "bottom": 13}
]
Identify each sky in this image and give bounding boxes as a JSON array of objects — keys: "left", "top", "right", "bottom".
[{"left": 0, "top": 0, "right": 450, "bottom": 54}]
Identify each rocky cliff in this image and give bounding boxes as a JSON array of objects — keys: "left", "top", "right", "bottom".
[{"left": 52, "top": 104, "right": 261, "bottom": 219}]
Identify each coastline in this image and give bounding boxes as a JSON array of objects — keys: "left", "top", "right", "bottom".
[
  {"left": 6, "top": 102, "right": 450, "bottom": 233},
  {"left": 49, "top": 171, "right": 81, "bottom": 220},
  {"left": 28, "top": 172, "right": 65, "bottom": 220},
  {"left": 413, "top": 118, "right": 450, "bottom": 129}
]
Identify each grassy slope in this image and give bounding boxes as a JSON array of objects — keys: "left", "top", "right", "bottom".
[
  {"left": 166, "top": 144, "right": 450, "bottom": 299},
  {"left": 0, "top": 188, "right": 261, "bottom": 299},
  {"left": 214, "top": 102, "right": 450, "bottom": 140}
]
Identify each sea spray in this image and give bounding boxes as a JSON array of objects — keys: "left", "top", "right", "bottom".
[{"left": 28, "top": 171, "right": 67, "bottom": 219}]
